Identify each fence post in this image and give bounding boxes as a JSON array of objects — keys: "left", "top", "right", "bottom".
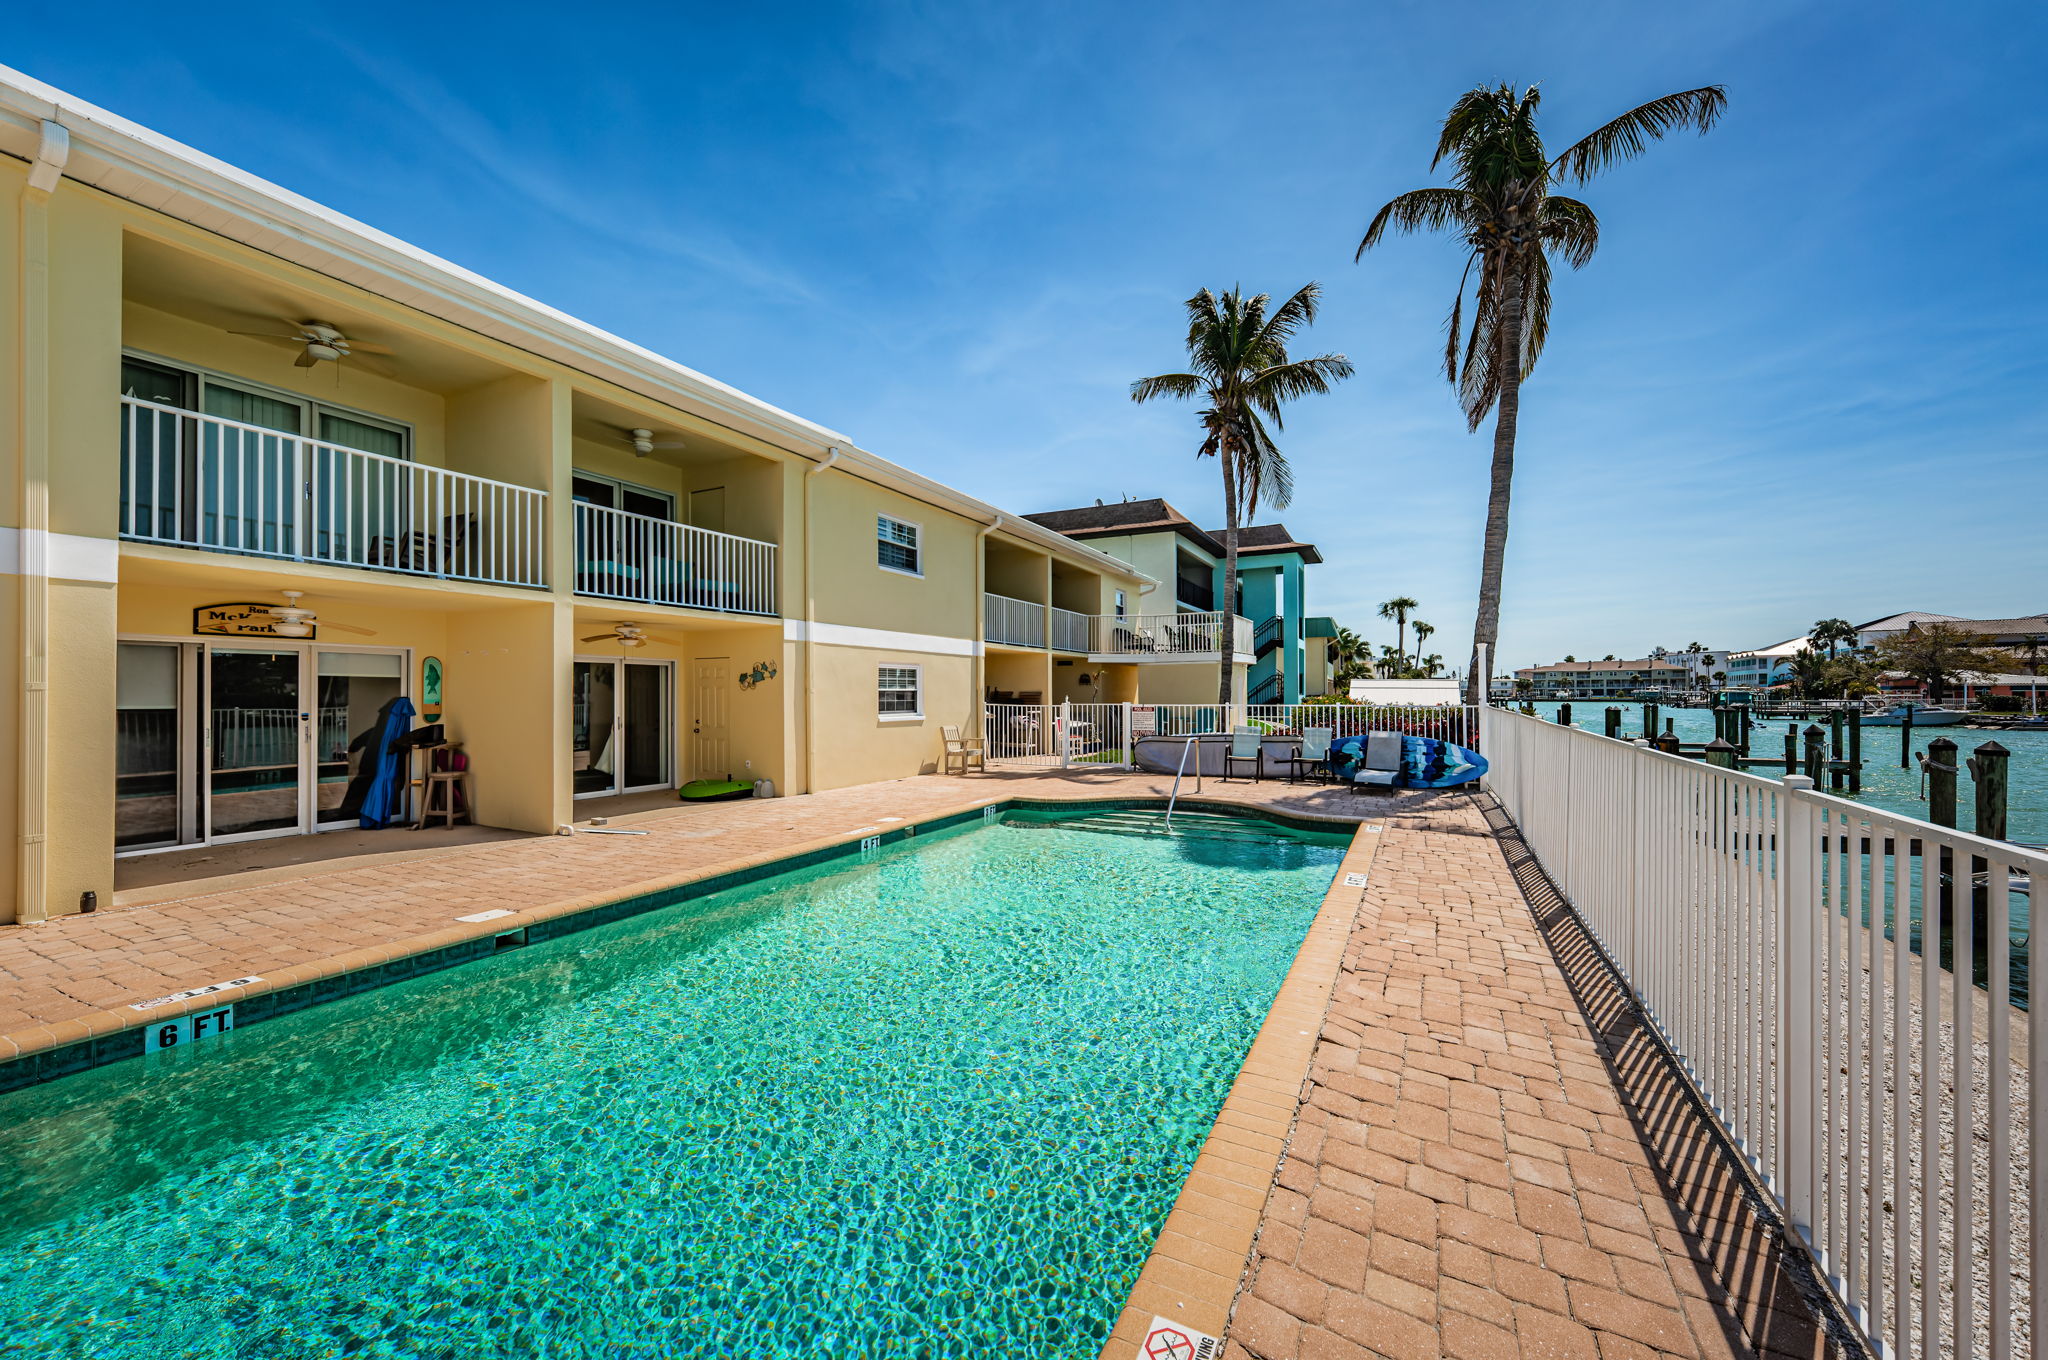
[
  {"left": 1121, "top": 702, "right": 1134, "bottom": 770},
  {"left": 1778, "top": 774, "right": 1818, "bottom": 1246},
  {"left": 1059, "top": 699, "right": 1072, "bottom": 769}
]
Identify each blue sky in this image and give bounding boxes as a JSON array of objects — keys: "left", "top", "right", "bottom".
[{"left": 17, "top": 1, "right": 2045, "bottom": 670}]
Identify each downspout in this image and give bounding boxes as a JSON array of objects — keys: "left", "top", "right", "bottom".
[
  {"left": 974, "top": 516, "right": 1004, "bottom": 731},
  {"left": 17, "top": 119, "right": 68, "bottom": 925},
  {"left": 800, "top": 446, "right": 842, "bottom": 794}
]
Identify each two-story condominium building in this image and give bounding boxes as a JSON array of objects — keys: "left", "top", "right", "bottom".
[
  {"left": 1021, "top": 498, "right": 1323, "bottom": 704},
  {"left": 0, "top": 69, "right": 1171, "bottom": 923}
]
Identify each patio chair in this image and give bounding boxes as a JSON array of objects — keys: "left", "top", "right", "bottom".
[
  {"left": 1348, "top": 732, "right": 1405, "bottom": 793},
  {"left": 941, "top": 725, "right": 986, "bottom": 775},
  {"left": 1223, "top": 726, "right": 1264, "bottom": 782},
  {"left": 1282, "top": 727, "right": 1334, "bottom": 784}
]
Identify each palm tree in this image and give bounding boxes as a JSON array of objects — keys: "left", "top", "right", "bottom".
[
  {"left": 1411, "top": 619, "right": 1436, "bottom": 662},
  {"left": 2014, "top": 634, "right": 2043, "bottom": 677},
  {"left": 1358, "top": 82, "right": 1727, "bottom": 704},
  {"left": 1809, "top": 617, "right": 1857, "bottom": 660},
  {"left": 1329, "top": 626, "right": 1369, "bottom": 682},
  {"left": 1378, "top": 596, "right": 1420, "bottom": 669},
  {"left": 1133, "top": 285, "right": 1353, "bottom": 706}
]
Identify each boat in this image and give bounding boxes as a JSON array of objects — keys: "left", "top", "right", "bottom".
[{"left": 1861, "top": 704, "right": 1967, "bottom": 726}]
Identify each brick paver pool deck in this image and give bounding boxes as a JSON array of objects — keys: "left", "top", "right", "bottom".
[{"left": 0, "top": 771, "right": 1840, "bottom": 1359}]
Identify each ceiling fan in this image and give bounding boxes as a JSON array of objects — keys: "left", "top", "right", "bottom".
[
  {"left": 580, "top": 622, "right": 683, "bottom": 649},
  {"left": 618, "top": 425, "right": 687, "bottom": 458},
  {"left": 260, "top": 592, "right": 377, "bottom": 638},
  {"left": 228, "top": 318, "right": 394, "bottom": 369}
]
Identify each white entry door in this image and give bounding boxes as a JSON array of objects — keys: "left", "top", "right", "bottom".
[{"left": 691, "top": 658, "right": 730, "bottom": 779}]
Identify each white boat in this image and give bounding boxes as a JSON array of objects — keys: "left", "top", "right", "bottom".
[{"left": 1862, "top": 704, "right": 1966, "bottom": 726}]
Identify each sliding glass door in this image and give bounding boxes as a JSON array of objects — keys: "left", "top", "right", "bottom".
[
  {"left": 116, "top": 640, "right": 410, "bottom": 852},
  {"left": 572, "top": 658, "right": 672, "bottom": 798}
]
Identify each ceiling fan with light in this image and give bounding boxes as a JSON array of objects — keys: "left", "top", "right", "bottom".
[
  {"left": 581, "top": 622, "right": 683, "bottom": 649},
  {"left": 619, "top": 426, "right": 687, "bottom": 458},
  {"left": 228, "top": 318, "right": 394, "bottom": 369},
  {"left": 260, "top": 592, "right": 377, "bottom": 638}
]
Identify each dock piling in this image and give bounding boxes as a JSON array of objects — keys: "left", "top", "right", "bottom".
[
  {"left": 1969, "top": 740, "right": 2010, "bottom": 841},
  {"left": 1802, "top": 725, "right": 1826, "bottom": 784},
  {"left": 1847, "top": 708, "right": 1862, "bottom": 792},
  {"left": 1704, "top": 737, "right": 1738, "bottom": 770},
  {"left": 1557, "top": 702, "right": 1572, "bottom": 727},
  {"left": 1827, "top": 711, "right": 1845, "bottom": 791},
  {"left": 1924, "top": 735, "right": 1958, "bottom": 829},
  {"left": 1604, "top": 707, "right": 1622, "bottom": 739}
]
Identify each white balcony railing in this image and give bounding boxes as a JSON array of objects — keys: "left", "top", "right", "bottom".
[
  {"left": 1089, "top": 611, "right": 1253, "bottom": 658},
  {"left": 983, "top": 591, "right": 1045, "bottom": 648},
  {"left": 573, "top": 502, "right": 777, "bottom": 616},
  {"left": 119, "top": 397, "right": 548, "bottom": 588},
  {"left": 1050, "top": 606, "right": 1091, "bottom": 654}
]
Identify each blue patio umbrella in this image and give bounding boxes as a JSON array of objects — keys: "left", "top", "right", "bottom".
[{"left": 356, "top": 695, "right": 417, "bottom": 829}]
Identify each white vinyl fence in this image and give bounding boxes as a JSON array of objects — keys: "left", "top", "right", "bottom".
[
  {"left": 980, "top": 703, "right": 1478, "bottom": 770},
  {"left": 983, "top": 702, "right": 1132, "bottom": 768},
  {"left": 1482, "top": 706, "right": 2044, "bottom": 1360}
]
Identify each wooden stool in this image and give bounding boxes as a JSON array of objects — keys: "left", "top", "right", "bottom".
[{"left": 413, "top": 744, "right": 471, "bottom": 829}]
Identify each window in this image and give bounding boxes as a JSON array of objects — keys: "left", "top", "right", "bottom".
[
  {"left": 878, "top": 665, "right": 923, "bottom": 718},
  {"left": 120, "top": 351, "right": 413, "bottom": 457},
  {"left": 877, "top": 515, "right": 921, "bottom": 575},
  {"left": 1115, "top": 590, "right": 1128, "bottom": 618}
]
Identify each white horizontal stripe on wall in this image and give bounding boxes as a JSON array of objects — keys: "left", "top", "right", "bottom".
[
  {"left": 783, "top": 619, "right": 981, "bottom": 658},
  {"left": 0, "top": 528, "right": 120, "bottom": 583}
]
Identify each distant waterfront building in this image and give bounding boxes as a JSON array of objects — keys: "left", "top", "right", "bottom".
[
  {"left": 1724, "top": 638, "right": 1811, "bottom": 689},
  {"left": 1512, "top": 657, "right": 1691, "bottom": 698}
]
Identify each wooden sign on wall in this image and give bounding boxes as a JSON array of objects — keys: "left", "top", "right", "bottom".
[{"left": 194, "top": 603, "right": 308, "bottom": 639}]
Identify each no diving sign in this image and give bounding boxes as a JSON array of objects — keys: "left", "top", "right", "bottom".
[{"left": 1141, "top": 1316, "right": 1222, "bottom": 1360}]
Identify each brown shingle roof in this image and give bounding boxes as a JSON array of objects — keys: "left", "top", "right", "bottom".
[
  {"left": 1200, "top": 522, "right": 1324, "bottom": 564},
  {"left": 1023, "top": 499, "right": 1225, "bottom": 555}
]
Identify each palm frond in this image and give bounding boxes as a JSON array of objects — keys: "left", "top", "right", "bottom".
[
  {"left": 1432, "top": 84, "right": 1528, "bottom": 170},
  {"left": 1538, "top": 195, "right": 1600, "bottom": 269},
  {"left": 1250, "top": 353, "right": 1356, "bottom": 415},
  {"left": 1443, "top": 252, "right": 1477, "bottom": 381},
  {"left": 1256, "top": 282, "right": 1323, "bottom": 348},
  {"left": 1519, "top": 250, "right": 1552, "bottom": 374},
  {"left": 1356, "top": 188, "right": 1475, "bottom": 259},
  {"left": 1549, "top": 86, "right": 1727, "bottom": 183},
  {"left": 1130, "top": 372, "right": 1202, "bottom": 404}
]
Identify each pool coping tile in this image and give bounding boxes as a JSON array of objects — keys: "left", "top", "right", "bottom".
[{"left": 1096, "top": 819, "right": 1384, "bottom": 1360}]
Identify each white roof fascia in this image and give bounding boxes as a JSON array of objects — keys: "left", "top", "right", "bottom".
[{"left": 0, "top": 66, "right": 1152, "bottom": 588}]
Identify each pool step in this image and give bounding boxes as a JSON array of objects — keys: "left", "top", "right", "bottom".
[{"left": 1013, "top": 809, "right": 1297, "bottom": 843}]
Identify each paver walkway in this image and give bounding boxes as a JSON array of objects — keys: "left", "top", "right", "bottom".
[{"left": 1216, "top": 795, "right": 1839, "bottom": 1360}]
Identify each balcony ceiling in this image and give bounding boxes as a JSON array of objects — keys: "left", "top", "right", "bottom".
[
  {"left": 572, "top": 392, "right": 752, "bottom": 471},
  {"left": 121, "top": 235, "right": 511, "bottom": 395}
]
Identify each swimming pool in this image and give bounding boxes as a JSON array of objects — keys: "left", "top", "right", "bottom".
[{"left": 0, "top": 808, "right": 1347, "bottom": 1358}]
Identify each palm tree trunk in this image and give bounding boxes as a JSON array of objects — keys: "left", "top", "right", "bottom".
[
  {"left": 1397, "top": 614, "right": 1408, "bottom": 671},
  {"left": 1218, "top": 454, "right": 1240, "bottom": 709},
  {"left": 1468, "top": 262, "right": 1524, "bottom": 707}
]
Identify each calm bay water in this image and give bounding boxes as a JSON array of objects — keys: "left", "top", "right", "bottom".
[{"left": 1527, "top": 701, "right": 2048, "bottom": 847}]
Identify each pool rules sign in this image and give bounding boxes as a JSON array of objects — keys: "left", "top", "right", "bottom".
[{"left": 1141, "top": 1317, "right": 1222, "bottom": 1360}]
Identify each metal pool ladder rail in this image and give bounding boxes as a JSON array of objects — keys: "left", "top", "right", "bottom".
[{"left": 1164, "top": 737, "right": 1203, "bottom": 831}]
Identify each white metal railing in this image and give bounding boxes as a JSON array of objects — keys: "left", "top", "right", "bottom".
[
  {"left": 983, "top": 592, "right": 1046, "bottom": 648},
  {"left": 120, "top": 397, "right": 548, "bottom": 587},
  {"left": 1481, "top": 706, "right": 2043, "bottom": 1360},
  {"left": 983, "top": 702, "right": 1131, "bottom": 768},
  {"left": 1089, "top": 611, "right": 1253, "bottom": 657},
  {"left": 1133, "top": 703, "right": 1478, "bottom": 743},
  {"left": 574, "top": 501, "right": 777, "bottom": 616},
  {"left": 1050, "top": 606, "right": 1091, "bottom": 654}
]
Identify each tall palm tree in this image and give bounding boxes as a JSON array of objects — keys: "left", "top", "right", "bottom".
[
  {"left": 1809, "top": 617, "right": 1857, "bottom": 660},
  {"left": 1330, "top": 626, "right": 1368, "bottom": 682},
  {"left": 1133, "top": 285, "right": 1353, "bottom": 706},
  {"left": 1358, "top": 82, "right": 1727, "bottom": 704},
  {"left": 1411, "top": 619, "right": 1436, "bottom": 662},
  {"left": 1378, "top": 596, "right": 1420, "bottom": 669}
]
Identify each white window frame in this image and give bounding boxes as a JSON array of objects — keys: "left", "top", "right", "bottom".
[
  {"left": 876, "top": 513, "right": 923, "bottom": 578},
  {"left": 121, "top": 349, "right": 414, "bottom": 458},
  {"left": 1114, "top": 589, "right": 1128, "bottom": 618},
  {"left": 877, "top": 663, "right": 924, "bottom": 721}
]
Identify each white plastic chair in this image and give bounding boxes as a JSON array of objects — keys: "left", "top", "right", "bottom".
[{"left": 1224, "top": 726, "right": 1264, "bottom": 782}]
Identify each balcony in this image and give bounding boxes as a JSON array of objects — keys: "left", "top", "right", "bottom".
[
  {"left": 1088, "top": 611, "right": 1253, "bottom": 661},
  {"left": 984, "top": 592, "right": 1045, "bottom": 648},
  {"left": 1050, "top": 606, "right": 1091, "bottom": 654},
  {"left": 119, "top": 397, "right": 548, "bottom": 588},
  {"left": 574, "top": 502, "right": 778, "bottom": 616},
  {"left": 1175, "top": 577, "right": 1215, "bottom": 611}
]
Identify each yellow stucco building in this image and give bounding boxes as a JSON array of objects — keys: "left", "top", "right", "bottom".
[{"left": 0, "top": 69, "right": 1271, "bottom": 924}]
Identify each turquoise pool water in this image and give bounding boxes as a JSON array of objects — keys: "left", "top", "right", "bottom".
[{"left": 0, "top": 811, "right": 1346, "bottom": 1358}]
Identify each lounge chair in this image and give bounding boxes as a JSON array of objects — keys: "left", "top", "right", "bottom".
[
  {"left": 941, "top": 725, "right": 986, "bottom": 775},
  {"left": 1283, "top": 727, "right": 1333, "bottom": 783},
  {"left": 1223, "top": 726, "right": 1264, "bottom": 782},
  {"left": 1348, "top": 732, "right": 1405, "bottom": 793}
]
